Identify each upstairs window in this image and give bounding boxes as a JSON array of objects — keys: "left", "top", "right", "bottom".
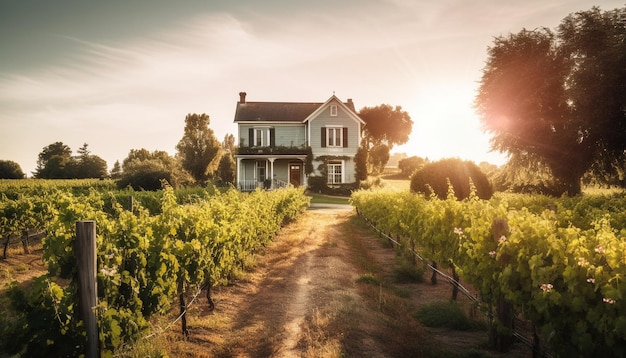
[
  {"left": 327, "top": 127, "right": 341, "bottom": 147},
  {"left": 330, "top": 105, "right": 338, "bottom": 116},
  {"left": 254, "top": 128, "right": 265, "bottom": 146},
  {"left": 321, "top": 127, "right": 348, "bottom": 148},
  {"left": 248, "top": 127, "right": 275, "bottom": 147}
]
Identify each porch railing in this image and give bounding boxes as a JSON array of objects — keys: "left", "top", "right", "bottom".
[
  {"left": 238, "top": 179, "right": 292, "bottom": 191},
  {"left": 238, "top": 180, "right": 261, "bottom": 191},
  {"left": 274, "top": 179, "right": 289, "bottom": 189}
]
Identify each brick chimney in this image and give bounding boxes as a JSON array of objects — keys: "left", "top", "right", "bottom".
[{"left": 239, "top": 92, "right": 247, "bottom": 104}]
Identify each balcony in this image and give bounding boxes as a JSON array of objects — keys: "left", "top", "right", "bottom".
[{"left": 236, "top": 145, "right": 310, "bottom": 156}]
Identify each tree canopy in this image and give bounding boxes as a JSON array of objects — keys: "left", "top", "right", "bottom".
[
  {"left": 475, "top": 6, "right": 626, "bottom": 196},
  {"left": 118, "top": 149, "right": 192, "bottom": 190},
  {"left": 358, "top": 104, "right": 413, "bottom": 175},
  {"left": 398, "top": 156, "right": 428, "bottom": 177},
  {"left": 176, "top": 113, "right": 222, "bottom": 183},
  {"left": 0, "top": 160, "right": 25, "bottom": 179},
  {"left": 359, "top": 104, "right": 413, "bottom": 147},
  {"left": 34, "top": 142, "right": 72, "bottom": 178},
  {"left": 33, "top": 142, "right": 107, "bottom": 179}
]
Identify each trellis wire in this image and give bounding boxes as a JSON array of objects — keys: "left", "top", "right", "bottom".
[{"left": 355, "top": 208, "right": 553, "bottom": 358}]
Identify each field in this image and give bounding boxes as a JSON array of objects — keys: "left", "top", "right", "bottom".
[
  {"left": 1, "top": 199, "right": 531, "bottom": 357},
  {"left": 2, "top": 178, "right": 626, "bottom": 356}
]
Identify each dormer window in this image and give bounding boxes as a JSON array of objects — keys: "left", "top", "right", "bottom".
[{"left": 330, "top": 105, "right": 337, "bottom": 116}]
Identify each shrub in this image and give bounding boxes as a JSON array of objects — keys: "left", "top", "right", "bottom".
[
  {"left": 410, "top": 158, "right": 493, "bottom": 200},
  {"left": 307, "top": 176, "right": 358, "bottom": 196},
  {"left": 398, "top": 156, "right": 427, "bottom": 177}
]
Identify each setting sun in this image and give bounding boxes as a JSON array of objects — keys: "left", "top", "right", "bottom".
[{"left": 395, "top": 82, "right": 507, "bottom": 165}]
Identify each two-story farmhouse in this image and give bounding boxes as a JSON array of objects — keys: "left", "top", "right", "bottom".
[{"left": 234, "top": 92, "right": 365, "bottom": 191}]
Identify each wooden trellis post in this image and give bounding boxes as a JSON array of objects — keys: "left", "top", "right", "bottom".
[{"left": 75, "top": 221, "right": 99, "bottom": 358}]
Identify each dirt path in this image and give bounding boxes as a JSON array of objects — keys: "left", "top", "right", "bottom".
[
  {"left": 163, "top": 206, "right": 534, "bottom": 357},
  {"left": 0, "top": 205, "right": 532, "bottom": 357}
]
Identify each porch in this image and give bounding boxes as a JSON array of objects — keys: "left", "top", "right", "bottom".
[{"left": 235, "top": 154, "right": 307, "bottom": 192}]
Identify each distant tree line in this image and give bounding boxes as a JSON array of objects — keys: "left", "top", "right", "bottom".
[
  {"left": 31, "top": 142, "right": 108, "bottom": 179},
  {"left": 1, "top": 113, "right": 236, "bottom": 190}
]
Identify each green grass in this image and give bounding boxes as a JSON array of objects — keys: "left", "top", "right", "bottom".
[
  {"left": 393, "top": 258, "right": 425, "bottom": 284},
  {"left": 307, "top": 193, "right": 350, "bottom": 205},
  {"left": 355, "top": 273, "right": 379, "bottom": 285},
  {"left": 415, "top": 301, "right": 485, "bottom": 331}
]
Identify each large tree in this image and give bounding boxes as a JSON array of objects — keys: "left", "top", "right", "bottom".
[
  {"left": 118, "top": 149, "right": 192, "bottom": 190},
  {"left": 476, "top": 6, "right": 626, "bottom": 196},
  {"left": 66, "top": 143, "right": 108, "bottom": 178},
  {"left": 34, "top": 142, "right": 73, "bottom": 178},
  {"left": 222, "top": 133, "right": 236, "bottom": 154},
  {"left": 0, "top": 160, "right": 25, "bottom": 179},
  {"left": 358, "top": 104, "right": 413, "bottom": 174},
  {"left": 176, "top": 113, "right": 222, "bottom": 183}
]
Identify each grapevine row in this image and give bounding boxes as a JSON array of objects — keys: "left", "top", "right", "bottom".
[
  {"left": 350, "top": 189, "right": 626, "bottom": 356},
  {"left": 1, "top": 184, "right": 309, "bottom": 356}
]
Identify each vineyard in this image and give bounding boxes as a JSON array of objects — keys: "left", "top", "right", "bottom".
[
  {"left": 351, "top": 188, "right": 626, "bottom": 356},
  {"left": 0, "top": 179, "right": 309, "bottom": 356}
]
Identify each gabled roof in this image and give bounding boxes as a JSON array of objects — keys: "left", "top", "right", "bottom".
[
  {"left": 302, "top": 95, "right": 365, "bottom": 125},
  {"left": 233, "top": 93, "right": 358, "bottom": 123}
]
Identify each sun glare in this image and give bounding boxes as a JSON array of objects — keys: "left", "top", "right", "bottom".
[{"left": 394, "top": 82, "right": 506, "bottom": 165}]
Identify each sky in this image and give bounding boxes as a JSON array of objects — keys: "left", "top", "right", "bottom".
[{"left": 1, "top": 0, "right": 623, "bottom": 176}]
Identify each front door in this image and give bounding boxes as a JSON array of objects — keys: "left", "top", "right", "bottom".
[{"left": 289, "top": 163, "right": 301, "bottom": 186}]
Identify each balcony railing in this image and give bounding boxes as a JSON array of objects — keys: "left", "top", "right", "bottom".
[{"left": 236, "top": 145, "right": 309, "bottom": 156}]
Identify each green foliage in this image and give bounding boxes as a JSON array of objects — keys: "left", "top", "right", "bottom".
[
  {"left": 216, "top": 152, "right": 236, "bottom": 184},
  {"left": 176, "top": 113, "right": 222, "bottom": 183},
  {"left": 307, "top": 175, "right": 358, "bottom": 196},
  {"left": 410, "top": 158, "right": 493, "bottom": 200},
  {"left": 398, "top": 156, "right": 427, "bottom": 177},
  {"left": 355, "top": 273, "right": 379, "bottom": 285},
  {"left": 367, "top": 142, "right": 390, "bottom": 175},
  {"left": 354, "top": 143, "right": 368, "bottom": 182},
  {"left": 476, "top": 6, "right": 626, "bottom": 196},
  {"left": 358, "top": 104, "right": 413, "bottom": 147},
  {"left": 2, "top": 182, "right": 309, "bottom": 355},
  {"left": 2, "top": 277, "right": 86, "bottom": 357},
  {"left": 351, "top": 188, "right": 626, "bottom": 355},
  {"left": 416, "top": 301, "right": 483, "bottom": 331},
  {"left": 34, "top": 142, "right": 108, "bottom": 179},
  {"left": 0, "top": 160, "right": 25, "bottom": 179},
  {"left": 393, "top": 257, "right": 425, "bottom": 283},
  {"left": 118, "top": 149, "right": 193, "bottom": 190},
  {"left": 34, "top": 141, "right": 73, "bottom": 178}
]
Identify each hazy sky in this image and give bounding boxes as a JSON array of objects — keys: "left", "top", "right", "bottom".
[{"left": 1, "top": 0, "right": 623, "bottom": 176}]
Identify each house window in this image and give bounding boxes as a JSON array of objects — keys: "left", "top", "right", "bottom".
[
  {"left": 254, "top": 128, "right": 265, "bottom": 146},
  {"left": 249, "top": 127, "right": 275, "bottom": 147},
  {"left": 327, "top": 160, "right": 343, "bottom": 185},
  {"left": 327, "top": 127, "right": 342, "bottom": 147},
  {"left": 321, "top": 127, "right": 348, "bottom": 148},
  {"left": 330, "top": 105, "right": 338, "bottom": 116}
]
